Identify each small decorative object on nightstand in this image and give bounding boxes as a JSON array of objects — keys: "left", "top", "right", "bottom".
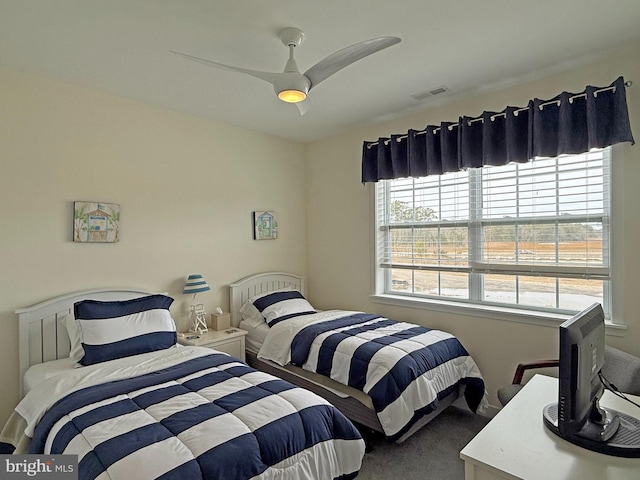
[
  {"left": 178, "top": 328, "right": 248, "bottom": 362},
  {"left": 211, "top": 307, "right": 231, "bottom": 331},
  {"left": 183, "top": 274, "right": 211, "bottom": 334}
]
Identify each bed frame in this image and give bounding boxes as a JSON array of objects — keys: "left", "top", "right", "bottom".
[
  {"left": 15, "top": 288, "right": 158, "bottom": 395},
  {"left": 229, "top": 272, "right": 462, "bottom": 442}
]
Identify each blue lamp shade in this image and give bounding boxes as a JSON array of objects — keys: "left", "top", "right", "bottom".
[{"left": 183, "top": 274, "right": 211, "bottom": 295}]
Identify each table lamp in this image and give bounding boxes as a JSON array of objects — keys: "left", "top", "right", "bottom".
[{"left": 183, "top": 274, "right": 210, "bottom": 334}]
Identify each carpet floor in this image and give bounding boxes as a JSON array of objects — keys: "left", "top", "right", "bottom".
[{"left": 356, "top": 406, "right": 490, "bottom": 480}]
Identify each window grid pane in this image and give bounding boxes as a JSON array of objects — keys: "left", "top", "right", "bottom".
[{"left": 377, "top": 148, "right": 610, "bottom": 315}]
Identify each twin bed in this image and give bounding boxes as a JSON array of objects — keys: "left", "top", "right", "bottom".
[
  {"left": 2, "top": 272, "right": 486, "bottom": 480},
  {"left": 229, "top": 272, "right": 486, "bottom": 443},
  {"left": 3, "top": 286, "right": 364, "bottom": 479}
]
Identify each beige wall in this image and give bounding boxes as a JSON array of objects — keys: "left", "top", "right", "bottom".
[
  {"left": 0, "top": 68, "right": 307, "bottom": 425},
  {"left": 306, "top": 39, "right": 640, "bottom": 409}
]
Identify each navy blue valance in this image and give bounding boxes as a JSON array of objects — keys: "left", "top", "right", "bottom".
[{"left": 362, "top": 76, "right": 635, "bottom": 183}]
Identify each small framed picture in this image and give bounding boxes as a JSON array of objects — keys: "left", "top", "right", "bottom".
[
  {"left": 73, "top": 201, "right": 120, "bottom": 243},
  {"left": 253, "top": 211, "right": 277, "bottom": 240}
]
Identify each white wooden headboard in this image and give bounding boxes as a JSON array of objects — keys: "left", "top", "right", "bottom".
[
  {"left": 229, "top": 272, "right": 305, "bottom": 327},
  {"left": 15, "top": 288, "right": 158, "bottom": 394}
]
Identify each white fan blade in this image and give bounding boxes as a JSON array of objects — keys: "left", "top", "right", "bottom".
[
  {"left": 170, "top": 50, "right": 281, "bottom": 85},
  {"left": 296, "top": 96, "right": 313, "bottom": 115},
  {"left": 304, "top": 36, "right": 400, "bottom": 89}
]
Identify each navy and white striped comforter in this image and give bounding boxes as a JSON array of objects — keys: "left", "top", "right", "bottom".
[
  {"left": 258, "top": 311, "right": 486, "bottom": 441},
  {"left": 25, "top": 350, "right": 365, "bottom": 480}
]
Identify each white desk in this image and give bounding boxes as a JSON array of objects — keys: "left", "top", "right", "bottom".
[{"left": 460, "top": 374, "right": 640, "bottom": 480}]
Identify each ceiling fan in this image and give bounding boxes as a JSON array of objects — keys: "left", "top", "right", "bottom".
[{"left": 171, "top": 27, "right": 401, "bottom": 115}]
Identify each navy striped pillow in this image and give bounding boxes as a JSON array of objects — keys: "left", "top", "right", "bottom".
[
  {"left": 252, "top": 291, "right": 316, "bottom": 327},
  {"left": 74, "top": 294, "right": 177, "bottom": 366}
]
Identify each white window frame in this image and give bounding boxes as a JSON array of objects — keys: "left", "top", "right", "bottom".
[{"left": 371, "top": 147, "right": 626, "bottom": 334}]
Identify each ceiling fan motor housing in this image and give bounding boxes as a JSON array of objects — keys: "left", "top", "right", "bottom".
[{"left": 274, "top": 73, "right": 310, "bottom": 102}]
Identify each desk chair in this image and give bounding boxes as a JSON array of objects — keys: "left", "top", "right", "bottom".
[{"left": 497, "top": 345, "right": 640, "bottom": 406}]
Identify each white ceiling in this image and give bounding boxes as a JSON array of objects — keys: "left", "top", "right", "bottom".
[{"left": 2, "top": 1, "right": 640, "bottom": 143}]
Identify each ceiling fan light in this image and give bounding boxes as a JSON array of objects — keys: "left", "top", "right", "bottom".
[{"left": 278, "top": 89, "right": 307, "bottom": 103}]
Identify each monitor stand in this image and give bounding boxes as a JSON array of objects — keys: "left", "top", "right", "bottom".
[{"left": 543, "top": 402, "right": 640, "bottom": 458}]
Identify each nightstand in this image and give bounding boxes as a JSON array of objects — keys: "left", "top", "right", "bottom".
[{"left": 178, "top": 328, "right": 248, "bottom": 362}]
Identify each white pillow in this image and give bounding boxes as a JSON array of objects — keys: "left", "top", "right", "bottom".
[
  {"left": 239, "top": 297, "right": 265, "bottom": 328},
  {"left": 61, "top": 313, "right": 84, "bottom": 362}
]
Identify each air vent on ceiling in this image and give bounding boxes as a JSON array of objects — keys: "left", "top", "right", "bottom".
[{"left": 410, "top": 85, "right": 449, "bottom": 101}]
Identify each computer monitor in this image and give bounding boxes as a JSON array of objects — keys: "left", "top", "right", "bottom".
[{"left": 543, "top": 303, "right": 640, "bottom": 457}]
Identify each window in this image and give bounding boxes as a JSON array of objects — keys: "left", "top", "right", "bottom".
[{"left": 374, "top": 148, "right": 611, "bottom": 317}]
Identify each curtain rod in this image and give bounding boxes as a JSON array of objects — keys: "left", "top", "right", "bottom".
[{"left": 367, "top": 80, "right": 633, "bottom": 148}]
